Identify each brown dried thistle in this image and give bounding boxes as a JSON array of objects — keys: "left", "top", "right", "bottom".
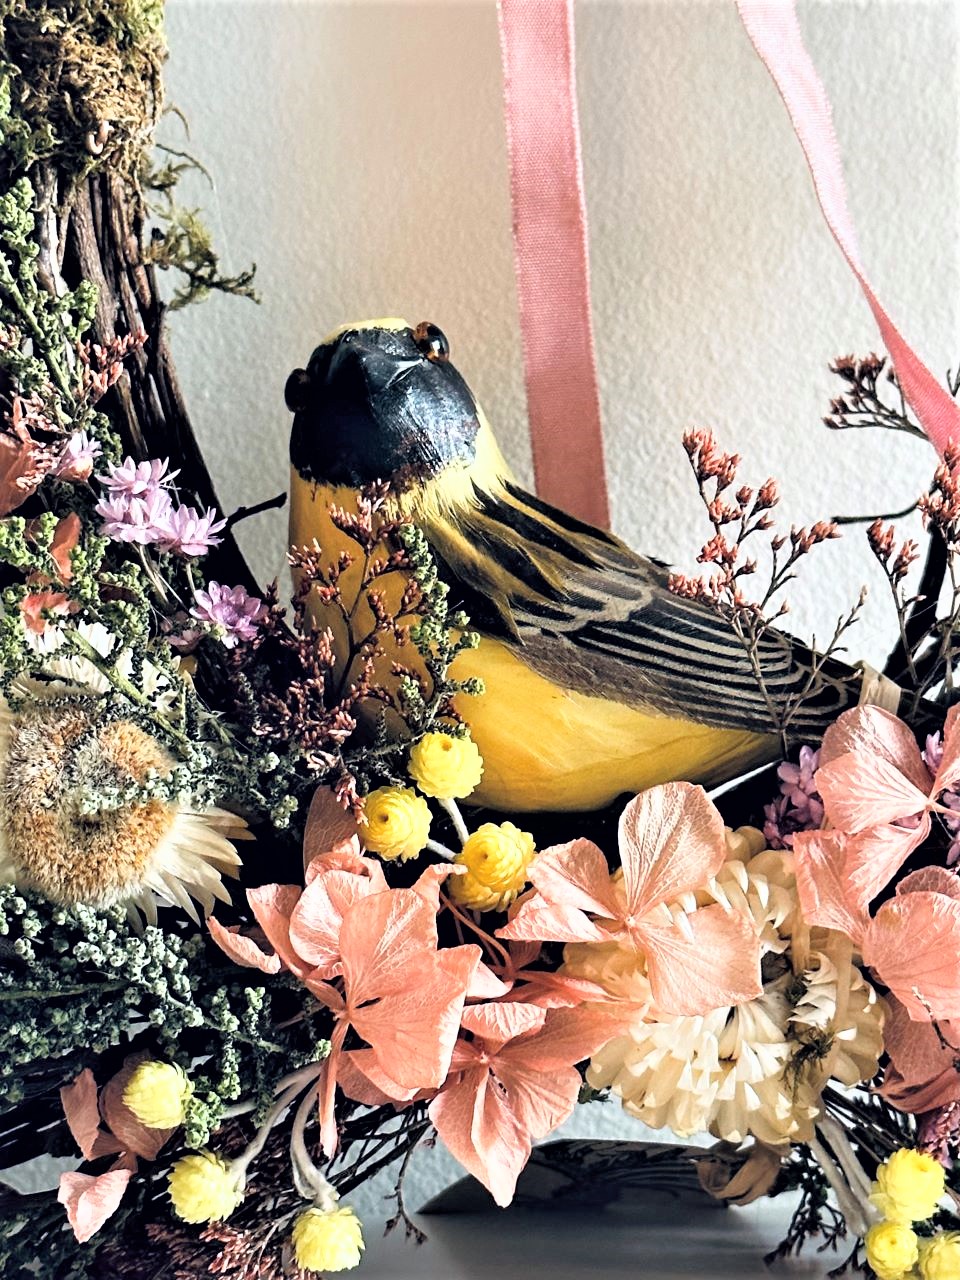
[{"left": 669, "top": 429, "right": 862, "bottom": 737}]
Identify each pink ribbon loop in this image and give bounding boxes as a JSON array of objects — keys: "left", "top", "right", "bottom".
[
  {"left": 497, "top": 0, "right": 610, "bottom": 527},
  {"left": 738, "top": 0, "right": 960, "bottom": 458}
]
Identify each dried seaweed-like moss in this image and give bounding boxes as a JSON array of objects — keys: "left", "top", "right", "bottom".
[{"left": 0, "top": 0, "right": 166, "bottom": 178}]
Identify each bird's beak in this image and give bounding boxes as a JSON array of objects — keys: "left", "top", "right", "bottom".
[{"left": 322, "top": 340, "right": 421, "bottom": 405}]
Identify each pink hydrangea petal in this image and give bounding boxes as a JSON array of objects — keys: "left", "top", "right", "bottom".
[
  {"left": 820, "top": 705, "right": 930, "bottom": 790},
  {"left": 460, "top": 1001, "right": 547, "bottom": 1046},
  {"left": 289, "top": 869, "right": 382, "bottom": 977},
  {"left": 303, "top": 786, "right": 361, "bottom": 874},
  {"left": 841, "top": 820, "right": 930, "bottom": 914},
  {"left": 639, "top": 904, "right": 762, "bottom": 1016},
  {"left": 58, "top": 1168, "right": 133, "bottom": 1243},
  {"left": 897, "top": 866, "right": 960, "bottom": 899},
  {"left": 497, "top": 895, "right": 608, "bottom": 945},
  {"left": 817, "top": 750, "right": 930, "bottom": 832},
  {"left": 349, "top": 953, "right": 476, "bottom": 1091},
  {"left": 206, "top": 916, "right": 282, "bottom": 974},
  {"left": 60, "top": 1069, "right": 104, "bottom": 1161},
  {"left": 865, "top": 891, "right": 960, "bottom": 1021},
  {"left": 793, "top": 829, "right": 869, "bottom": 943},
  {"left": 527, "top": 839, "right": 623, "bottom": 921},
  {"left": 618, "top": 783, "right": 727, "bottom": 918},
  {"left": 245, "top": 883, "right": 308, "bottom": 978},
  {"left": 934, "top": 704, "right": 960, "bottom": 795}
]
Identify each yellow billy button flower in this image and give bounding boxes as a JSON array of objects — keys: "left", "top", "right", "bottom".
[
  {"left": 864, "top": 1222, "right": 920, "bottom": 1280},
  {"left": 870, "top": 1148, "right": 946, "bottom": 1225},
  {"left": 292, "top": 1204, "right": 365, "bottom": 1273},
  {"left": 360, "top": 786, "right": 431, "bottom": 862},
  {"left": 450, "top": 822, "right": 536, "bottom": 912},
  {"left": 920, "top": 1231, "right": 960, "bottom": 1280},
  {"left": 123, "top": 1060, "right": 193, "bottom": 1129},
  {"left": 167, "top": 1151, "right": 244, "bottom": 1224},
  {"left": 408, "top": 731, "right": 484, "bottom": 800}
]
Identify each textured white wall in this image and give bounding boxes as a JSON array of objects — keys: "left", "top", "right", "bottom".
[
  {"left": 163, "top": 0, "right": 960, "bottom": 674},
  {"left": 158, "top": 0, "right": 960, "bottom": 1217}
]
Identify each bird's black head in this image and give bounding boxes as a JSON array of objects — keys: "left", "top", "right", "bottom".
[{"left": 286, "top": 320, "right": 482, "bottom": 488}]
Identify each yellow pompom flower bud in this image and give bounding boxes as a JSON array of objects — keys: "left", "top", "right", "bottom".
[
  {"left": 864, "top": 1221, "right": 920, "bottom": 1280},
  {"left": 167, "top": 1151, "right": 243, "bottom": 1224},
  {"left": 450, "top": 822, "right": 535, "bottom": 911},
  {"left": 123, "top": 1060, "right": 193, "bottom": 1129},
  {"left": 292, "top": 1205, "right": 365, "bottom": 1273},
  {"left": 870, "top": 1148, "right": 946, "bottom": 1225},
  {"left": 361, "top": 786, "right": 431, "bottom": 861},
  {"left": 920, "top": 1231, "right": 960, "bottom": 1280},
  {"left": 408, "top": 732, "right": 483, "bottom": 800}
]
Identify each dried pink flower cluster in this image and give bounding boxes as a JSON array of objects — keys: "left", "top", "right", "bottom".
[
  {"left": 52, "top": 431, "right": 102, "bottom": 482},
  {"left": 94, "top": 456, "right": 226, "bottom": 557},
  {"left": 191, "top": 583, "right": 267, "bottom": 650},
  {"left": 763, "top": 746, "right": 824, "bottom": 849}
]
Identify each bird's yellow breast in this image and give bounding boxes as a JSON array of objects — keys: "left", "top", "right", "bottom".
[
  {"left": 289, "top": 470, "right": 773, "bottom": 812},
  {"left": 448, "top": 637, "right": 772, "bottom": 811}
]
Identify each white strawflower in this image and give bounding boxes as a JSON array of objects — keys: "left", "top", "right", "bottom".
[{"left": 565, "top": 834, "right": 884, "bottom": 1146}]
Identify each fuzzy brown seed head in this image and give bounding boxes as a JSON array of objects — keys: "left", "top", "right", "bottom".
[{"left": 0, "top": 701, "right": 176, "bottom": 907}]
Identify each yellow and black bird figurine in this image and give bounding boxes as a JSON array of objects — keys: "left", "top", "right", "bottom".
[{"left": 286, "top": 318, "right": 873, "bottom": 812}]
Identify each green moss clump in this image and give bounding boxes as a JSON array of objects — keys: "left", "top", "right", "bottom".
[{"left": 0, "top": 0, "right": 166, "bottom": 180}]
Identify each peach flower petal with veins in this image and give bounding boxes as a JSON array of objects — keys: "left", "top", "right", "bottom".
[
  {"left": 429, "top": 1004, "right": 628, "bottom": 1207},
  {"left": 58, "top": 1169, "right": 133, "bottom": 1244},
  {"left": 499, "top": 783, "right": 762, "bottom": 1016}
]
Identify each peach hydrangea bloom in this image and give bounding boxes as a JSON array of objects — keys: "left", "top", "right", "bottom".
[{"left": 498, "top": 782, "right": 762, "bottom": 1016}]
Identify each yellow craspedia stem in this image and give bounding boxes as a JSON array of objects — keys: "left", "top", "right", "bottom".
[
  {"left": 408, "top": 731, "right": 483, "bottom": 800},
  {"left": 361, "top": 786, "right": 431, "bottom": 861},
  {"left": 167, "top": 1151, "right": 243, "bottom": 1224},
  {"left": 450, "top": 821, "right": 535, "bottom": 911},
  {"left": 870, "top": 1148, "right": 946, "bottom": 1225},
  {"left": 122, "top": 1060, "right": 193, "bottom": 1129},
  {"left": 920, "top": 1231, "right": 960, "bottom": 1280},
  {"left": 292, "top": 1205, "right": 365, "bottom": 1272},
  {"left": 864, "top": 1221, "right": 920, "bottom": 1280}
]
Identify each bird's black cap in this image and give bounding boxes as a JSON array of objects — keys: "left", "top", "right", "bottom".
[{"left": 287, "top": 321, "right": 481, "bottom": 487}]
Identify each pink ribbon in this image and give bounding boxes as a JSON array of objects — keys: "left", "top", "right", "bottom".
[
  {"left": 738, "top": 0, "right": 960, "bottom": 458},
  {"left": 497, "top": 0, "right": 610, "bottom": 527}
]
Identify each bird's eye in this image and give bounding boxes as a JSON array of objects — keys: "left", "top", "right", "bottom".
[
  {"left": 413, "top": 321, "right": 450, "bottom": 362},
  {"left": 284, "top": 368, "right": 312, "bottom": 412}
]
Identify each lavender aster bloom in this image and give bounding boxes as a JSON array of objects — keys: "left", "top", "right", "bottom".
[
  {"left": 763, "top": 746, "right": 823, "bottom": 849},
  {"left": 95, "top": 488, "right": 174, "bottom": 545},
  {"left": 191, "top": 582, "right": 266, "bottom": 648},
  {"left": 924, "top": 732, "right": 944, "bottom": 775},
  {"left": 158, "top": 505, "right": 227, "bottom": 557},
  {"left": 52, "top": 431, "right": 102, "bottom": 482},
  {"left": 97, "top": 456, "right": 179, "bottom": 496}
]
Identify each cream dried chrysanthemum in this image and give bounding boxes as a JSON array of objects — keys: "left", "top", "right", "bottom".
[
  {"left": 565, "top": 834, "right": 884, "bottom": 1146},
  {"left": 0, "top": 697, "right": 246, "bottom": 925}
]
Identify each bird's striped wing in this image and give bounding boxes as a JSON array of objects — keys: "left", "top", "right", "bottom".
[{"left": 421, "top": 480, "right": 859, "bottom": 738}]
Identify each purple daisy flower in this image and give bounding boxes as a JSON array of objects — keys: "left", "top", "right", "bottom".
[
  {"left": 53, "top": 431, "right": 102, "bottom": 482},
  {"left": 97, "top": 456, "right": 179, "bottom": 496},
  {"left": 764, "top": 746, "right": 823, "bottom": 848},
  {"left": 95, "top": 488, "right": 174, "bottom": 545},
  {"left": 158, "top": 504, "right": 227, "bottom": 558},
  {"left": 191, "top": 582, "right": 267, "bottom": 648}
]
